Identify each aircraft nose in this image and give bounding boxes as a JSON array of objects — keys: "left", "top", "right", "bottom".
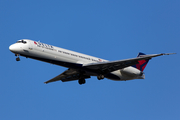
[
  {"left": 9, "top": 44, "right": 16, "bottom": 52},
  {"left": 9, "top": 44, "right": 21, "bottom": 53}
]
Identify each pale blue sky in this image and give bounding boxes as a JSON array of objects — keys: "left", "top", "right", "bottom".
[{"left": 1, "top": 0, "right": 179, "bottom": 120}]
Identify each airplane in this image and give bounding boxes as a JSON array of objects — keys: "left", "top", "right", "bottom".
[{"left": 9, "top": 39, "right": 175, "bottom": 85}]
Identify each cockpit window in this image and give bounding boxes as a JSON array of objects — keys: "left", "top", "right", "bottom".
[{"left": 16, "top": 40, "right": 27, "bottom": 44}]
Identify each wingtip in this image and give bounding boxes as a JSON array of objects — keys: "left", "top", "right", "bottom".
[
  {"left": 44, "top": 82, "right": 48, "bottom": 84},
  {"left": 163, "top": 53, "right": 177, "bottom": 55}
]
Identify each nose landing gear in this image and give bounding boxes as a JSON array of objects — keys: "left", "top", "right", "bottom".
[{"left": 15, "top": 54, "right": 20, "bottom": 61}]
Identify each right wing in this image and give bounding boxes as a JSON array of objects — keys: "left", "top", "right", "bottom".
[{"left": 44, "top": 69, "right": 90, "bottom": 84}]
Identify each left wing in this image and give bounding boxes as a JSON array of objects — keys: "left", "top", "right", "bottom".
[
  {"left": 44, "top": 53, "right": 175, "bottom": 84},
  {"left": 83, "top": 53, "right": 175, "bottom": 74}
]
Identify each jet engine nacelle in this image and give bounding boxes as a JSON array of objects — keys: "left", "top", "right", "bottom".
[{"left": 121, "top": 67, "right": 143, "bottom": 77}]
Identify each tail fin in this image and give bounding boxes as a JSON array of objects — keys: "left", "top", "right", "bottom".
[{"left": 132, "top": 52, "right": 150, "bottom": 71}]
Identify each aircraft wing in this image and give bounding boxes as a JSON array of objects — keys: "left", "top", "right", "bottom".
[
  {"left": 84, "top": 53, "right": 175, "bottom": 73},
  {"left": 44, "top": 53, "right": 175, "bottom": 84},
  {"left": 44, "top": 69, "right": 90, "bottom": 84}
]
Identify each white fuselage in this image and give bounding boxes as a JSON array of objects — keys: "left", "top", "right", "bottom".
[{"left": 9, "top": 39, "right": 144, "bottom": 81}]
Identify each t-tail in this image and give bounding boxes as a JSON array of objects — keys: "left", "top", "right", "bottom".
[{"left": 132, "top": 52, "right": 150, "bottom": 71}]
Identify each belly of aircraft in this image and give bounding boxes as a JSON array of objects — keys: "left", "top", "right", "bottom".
[{"left": 105, "top": 73, "right": 121, "bottom": 80}]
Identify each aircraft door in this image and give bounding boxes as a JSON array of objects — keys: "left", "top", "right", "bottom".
[{"left": 28, "top": 40, "right": 33, "bottom": 51}]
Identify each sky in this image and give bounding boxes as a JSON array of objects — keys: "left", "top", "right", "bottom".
[{"left": 0, "top": 0, "right": 180, "bottom": 120}]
